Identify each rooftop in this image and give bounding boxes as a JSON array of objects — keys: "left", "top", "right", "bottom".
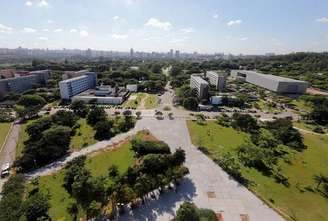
[
  {"left": 191, "top": 75, "right": 209, "bottom": 85},
  {"left": 243, "top": 70, "right": 307, "bottom": 83},
  {"left": 59, "top": 74, "right": 89, "bottom": 83}
]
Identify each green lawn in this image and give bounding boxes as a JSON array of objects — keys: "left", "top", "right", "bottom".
[
  {"left": 70, "top": 118, "right": 97, "bottom": 150},
  {"left": 187, "top": 120, "right": 249, "bottom": 155},
  {"left": 144, "top": 94, "right": 158, "bottom": 109},
  {"left": 16, "top": 120, "right": 37, "bottom": 158},
  {"left": 123, "top": 93, "right": 146, "bottom": 108},
  {"left": 0, "top": 122, "right": 11, "bottom": 149},
  {"left": 254, "top": 99, "right": 281, "bottom": 114},
  {"left": 187, "top": 120, "right": 328, "bottom": 221},
  {"left": 291, "top": 100, "right": 313, "bottom": 113},
  {"left": 28, "top": 139, "right": 135, "bottom": 221}
]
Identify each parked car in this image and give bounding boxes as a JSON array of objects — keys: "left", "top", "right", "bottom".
[{"left": 1, "top": 163, "right": 10, "bottom": 178}]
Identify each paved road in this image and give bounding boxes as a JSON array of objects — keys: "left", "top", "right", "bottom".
[
  {"left": 118, "top": 118, "right": 284, "bottom": 221},
  {"left": 0, "top": 123, "right": 20, "bottom": 193}
]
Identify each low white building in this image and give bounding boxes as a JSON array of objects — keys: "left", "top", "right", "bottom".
[
  {"left": 126, "top": 84, "right": 138, "bottom": 92},
  {"left": 210, "top": 96, "right": 223, "bottom": 105},
  {"left": 72, "top": 95, "right": 124, "bottom": 104}
]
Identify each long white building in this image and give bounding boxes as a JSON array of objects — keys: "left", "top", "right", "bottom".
[
  {"left": 190, "top": 74, "right": 209, "bottom": 99},
  {"left": 231, "top": 70, "right": 308, "bottom": 94},
  {"left": 59, "top": 70, "right": 97, "bottom": 100}
]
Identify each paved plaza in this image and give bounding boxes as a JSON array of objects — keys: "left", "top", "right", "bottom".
[{"left": 118, "top": 118, "right": 284, "bottom": 221}]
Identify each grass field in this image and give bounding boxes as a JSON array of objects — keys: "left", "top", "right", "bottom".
[
  {"left": 26, "top": 131, "right": 152, "bottom": 221},
  {"left": 144, "top": 94, "right": 158, "bottom": 109},
  {"left": 123, "top": 92, "right": 146, "bottom": 108},
  {"left": 255, "top": 99, "right": 281, "bottom": 114},
  {"left": 291, "top": 100, "right": 313, "bottom": 113},
  {"left": 0, "top": 122, "right": 11, "bottom": 149},
  {"left": 187, "top": 120, "right": 328, "bottom": 221},
  {"left": 70, "top": 118, "right": 97, "bottom": 150}
]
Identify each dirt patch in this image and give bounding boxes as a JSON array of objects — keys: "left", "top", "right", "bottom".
[{"left": 207, "top": 191, "right": 216, "bottom": 198}]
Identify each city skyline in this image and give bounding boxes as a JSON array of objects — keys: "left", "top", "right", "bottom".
[{"left": 0, "top": 0, "right": 328, "bottom": 54}]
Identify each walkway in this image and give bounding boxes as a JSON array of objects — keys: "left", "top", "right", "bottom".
[{"left": 119, "top": 118, "right": 284, "bottom": 221}]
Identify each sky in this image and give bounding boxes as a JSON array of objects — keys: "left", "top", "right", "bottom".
[{"left": 0, "top": 0, "right": 328, "bottom": 54}]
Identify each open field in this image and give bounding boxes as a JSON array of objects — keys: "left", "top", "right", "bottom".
[
  {"left": 293, "top": 121, "right": 328, "bottom": 134},
  {"left": 187, "top": 120, "right": 328, "bottom": 221},
  {"left": 69, "top": 118, "right": 97, "bottom": 150},
  {"left": 144, "top": 94, "right": 158, "bottom": 109},
  {"left": 0, "top": 123, "right": 11, "bottom": 149},
  {"left": 16, "top": 120, "right": 36, "bottom": 158}
]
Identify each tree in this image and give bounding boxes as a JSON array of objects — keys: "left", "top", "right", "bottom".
[
  {"left": 313, "top": 174, "right": 328, "bottom": 189},
  {"left": 15, "top": 95, "right": 46, "bottom": 119},
  {"left": 22, "top": 192, "right": 50, "bottom": 221},
  {"left": 70, "top": 100, "right": 89, "bottom": 117},
  {"left": 108, "top": 165, "right": 119, "bottom": 179},
  {"left": 87, "top": 106, "right": 107, "bottom": 125},
  {"left": 171, "top": 148, "right": 186, "bottom": 166},
  {"left": 94, "top": 119, "right": 114, "bottom": 140},
  {"left": 86, "top": 201, "right": 101, "bottom": 219},
  {"left": 67, "top": 202, "right": 79, "bottom": 221},
  {"left": 51, "top": 110, "right": 78, "bottom": 127},
  {"left": 183, "top": 97, "right": 198, "bottom": 110},
  {"left": 232, "top": 113, "right": 259, "bottom": 133},
  {"left": 175, "top": 202, "right": 200, "bottom": 221},
  {"left": 26, "top": 117, "right": 52, "bottom": 140},
  {"left": 135, "top": 111, "right": 142, "bottom": 119}
]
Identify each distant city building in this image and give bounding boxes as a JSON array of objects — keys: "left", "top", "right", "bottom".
[
  {"left": 175, "top": 50, "right": 180, "bottom": 59},
  {"left": 130, "top": 48, "right": 134, "bottom": 58},
  {"left": 190, "top": 75, "right": 209, "bottom": 100},
  {"left": 231, "top": 70, "right": 308, "bottom": 94},
  {"left": 169, "top": 49, "right": 174, "bottom": 58},
  {"left": 0, "top": 70, "right": 51, "bottom": 98},
  {"left": 206, "top": 71, "right": 227, "bottom": 92},
  {"left": 59, "top": 70, "right": 97, "bottom": 100}
]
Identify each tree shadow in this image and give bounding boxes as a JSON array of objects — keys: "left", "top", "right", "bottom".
[{"left": 117, "top": 177, "right": 197, "bottom": 221}]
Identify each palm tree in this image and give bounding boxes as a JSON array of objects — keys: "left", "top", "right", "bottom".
[
  {"left": 67, "top": 202, "right": 79, "bottom": 221},
  {"left": 313, "top": 174, "right": 328, "bottom": 189}
]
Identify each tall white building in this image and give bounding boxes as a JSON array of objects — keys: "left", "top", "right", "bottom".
[
  {"left": 206, "top": 71, "right": 226, "bottom": 92},
  {"left": 59, "top": 71, "right": 97, "bottom": 100},
  {"left": 190, "top": 75, "right": 209, "bottom": 100}
]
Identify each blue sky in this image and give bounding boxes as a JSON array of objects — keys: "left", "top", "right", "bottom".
[{"left": 0, "top": 0, "right": 327, "bottom": 54}]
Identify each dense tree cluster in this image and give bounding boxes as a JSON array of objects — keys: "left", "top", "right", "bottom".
[
  {"left": 15, "top": 94, "right": 46, "bottom": 119},
  {"left": 15, "top": 111, "right": 75, "bottom": 172},
  {"left": 63, "top": 141, "right": 188, "bottom": 219}
]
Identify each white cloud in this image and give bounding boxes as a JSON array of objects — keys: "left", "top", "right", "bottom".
[
  {"left": 144, "top": 18, "right": 172, "bottom": 31},
  {"left": 239, "top": 37, "right": 248, "bottom": 41},
  {"left": 316, "top": 17, "right": 328, "bottom": 23},
  {"left": 0, "top": 24, "right": 13, "bottom": 33},
  {"left": 112, "top": 16, "right": 120, "bottom": 21},
  {"left": 42, "top": 28, "right": 49, "bottom": 32},
  {"left": 25, "top": 1, "right": 33, "bottom": 6},
  {"left": 111, "top": 34, "right": 128, "bottom": 39},
  {"left": 213, "top": 14, "right": 219, "bottom": 19},
  {"left": 70, "top": 29, "right": 78, "bottom": 33},
  {"left": 180, "top": 28, "right": 195, "bottom": 33},
  {"left": 23, "top": 27, "right": 37, "bottom": 33},
  {"left": 38, "top": 0, "right": 49, "bottom": 7},
  {"left": 80, "top": 30, "right": 89, "bottom": 37},
  {"left": 38, "top": 36, "right": 48, "bottom": 41},
  {"left": 170, "top": 36, "right": 190, "bottom": 44},
  {"left": 47, "top": 20, "right": 54, "bottom": 24},
  {"left": 227, "top": 19, "right": 242, "bottom": 26},
  {"left": 53, "top": 28, "right": 63, "bottom": 33}
]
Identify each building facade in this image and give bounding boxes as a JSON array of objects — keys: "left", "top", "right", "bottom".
[
  {"left": 59, "top": 71, "right": 97, "bottom": 100},
  {"left": 190, "top": 75, "right": 209, "bottom": 100},
  {"left": 231, "top": 70, "right": 308, "bottom": 94},
  {"left": 206, "top": 71, "right": 227, "bottom": 91},
  {"left": 0, "top": 70, "right": 51, "bottom": 98}
]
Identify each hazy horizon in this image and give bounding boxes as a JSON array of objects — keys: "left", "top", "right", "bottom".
[{"left": 0, "top": 0, "right": 328, "bottom": 54}]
